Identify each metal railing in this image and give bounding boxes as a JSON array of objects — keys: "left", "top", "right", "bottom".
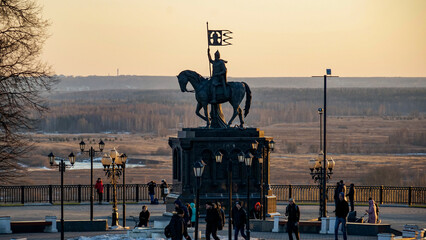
[{"left": 0, "top": 184, "right": 424, "bottom": 205}]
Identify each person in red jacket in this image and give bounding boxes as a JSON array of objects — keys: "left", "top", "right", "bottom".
[{"left": 94, "top": 178, "right": 104, "bottom": 204}]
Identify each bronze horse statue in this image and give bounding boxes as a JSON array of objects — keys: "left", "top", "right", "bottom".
[{"left": 177, "top": 70, "right": 252, "bottom": 128}]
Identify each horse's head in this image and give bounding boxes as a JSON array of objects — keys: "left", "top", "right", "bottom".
[{"left": 177, "top": 71, "right": 189, "bottom": 92}]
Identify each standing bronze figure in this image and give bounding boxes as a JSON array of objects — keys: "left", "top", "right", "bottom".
[{"left": 177, "top": 70, "right": 251, "bottom": 128}]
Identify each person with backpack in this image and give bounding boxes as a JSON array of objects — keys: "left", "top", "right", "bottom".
[
  {"left": 205, "top": 202, "right": 220, "bottom": 240},
  {"left": 285, "top": 198, "right": 300, "bottom": 240},
  {"left": 168, "top": 208, "right": 191, "bottom": 240},
  {"left": 186, "top": 203, "right": 193, "bottom": 227}
]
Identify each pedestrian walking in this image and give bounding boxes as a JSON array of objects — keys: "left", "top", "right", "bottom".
[
  {"left": 138, "top": 205, "right": 150, "bottom": 227},
  {"left": 175, "top": 200, "right": 190, "bottom": 226},
  {"left": 190, "top": 202, "right": 196, "bottom": 227},
  {"left": 335, "top": 192, "right": 349, "bottom": 240},
  {"left": 186, "top": 203, "right": 193, "bottom": 227},
  {"left": 205, "top": 202, "right": 220, "bottom": 240},
  {"left": 160, "top": 179, "right": 169, "bottom": 204},
  {"left": 346, "top": 183, "right": 355, "bottom": 212},
  {"left": 334, "top": 182, "right": 340, "bottom": 211},
  {"left": 232, "top": 201, "right": 247, "bottom": 240},
  {"left": 147, "top": 180, "right": 157, "bottom": 204},
  {"left": 169, "top": 208, "right": 191, "bottom": 240},
  {"left": 366, "top": 197, "right": 377, "bottom": 224},
  {"left": 285, "top": 198, "right": 300, "bottom": 240},
  {"left": 217, "top": 202, "right": 225, "bottom": 230},
  {"left": 94, "top": 178, "right": 104, "bottom": 204}
]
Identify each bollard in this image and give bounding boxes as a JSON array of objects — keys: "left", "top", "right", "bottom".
[
  {"left": 320, "top": 217, "right": 329, "bottom": 234},
  {"left": 0, "top": 216, "right": 12, "bottom": 234},
  {"left": 44, "top": 216, "right": 58, "bottom": 233},
  {"left": 272, "top": 215, "right": 281, "bottom": 233},
  {"left": 327, "top": 217, "right": 342, "bottom": 234}
]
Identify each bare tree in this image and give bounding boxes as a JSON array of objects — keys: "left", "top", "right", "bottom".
[{"left": 0, "top": 0, "right": 56, "bottom": 182}]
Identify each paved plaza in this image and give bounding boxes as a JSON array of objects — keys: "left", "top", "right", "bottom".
[{"left": 0, "top": 202, "right": 425, "bottom": 239}]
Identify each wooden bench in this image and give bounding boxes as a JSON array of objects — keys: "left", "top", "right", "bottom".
[{"left": 11, "top": 221, "right": 52, "bottom": 233}]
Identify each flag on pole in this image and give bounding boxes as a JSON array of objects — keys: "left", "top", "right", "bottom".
[{"left": 208, "top": 30, "right": 233, "bottom": 46}]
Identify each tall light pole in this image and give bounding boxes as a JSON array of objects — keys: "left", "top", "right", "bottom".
[
  {"left": 244, "top": 152, "right": 253, "bottom": 240},
  {"left": 48, "top": 152, "right": 76, "bottom": 240},
  {"left": 313, "top": 69, "right": 338, "bottom": 218},
  {"left": 193, "top": 159, "right": 206, "bottom": 240},
  {"left": 79, "top": 140, "right": 105, "bottom": 221},
  {"left": 101, "top": 148, "right": 127, "bottom": 228}
]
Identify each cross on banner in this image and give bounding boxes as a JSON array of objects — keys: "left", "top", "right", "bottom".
[{"left": 208, "top": 30, "right": 233, "bottom": 46}]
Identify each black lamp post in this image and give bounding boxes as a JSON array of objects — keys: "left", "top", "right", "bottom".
[
  {"left": 79, "top": 140, "right": 105, "bottom": 221},
  {"left": 48, "top": 151, "right": 76, "bottom": 240},
  {"left": 193, "top": 159, "right": 206, "bottom": 240},
  {"left": 101, "top": 148, "right": 127, "bottom": 228},
  {"left": 244, "top": 152, "right": 253, "bottom": 240},
  {"left": 313, "top": 69, "right": 338, "bottom": 218}
]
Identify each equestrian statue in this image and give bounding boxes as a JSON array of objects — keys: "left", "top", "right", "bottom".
[{"left": 177, "top": 49, "right": 252, "bottom": 128}]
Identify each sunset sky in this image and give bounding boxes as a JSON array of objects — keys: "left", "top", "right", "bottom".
[{"left": 39, "top": 0, "right": 426, "bottom": 77}]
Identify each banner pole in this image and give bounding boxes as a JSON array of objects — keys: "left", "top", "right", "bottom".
[{"left": 207, "top": 22, "right": 212, "bottom": 77}]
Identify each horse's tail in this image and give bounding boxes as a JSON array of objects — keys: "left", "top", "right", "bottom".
[{"left": 243, "top": 82, "right": 252, "bottom": 117}]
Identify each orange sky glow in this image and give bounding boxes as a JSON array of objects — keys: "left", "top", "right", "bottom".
[{"left": 39, "top": 0, "right": 426, "bottom": 77}]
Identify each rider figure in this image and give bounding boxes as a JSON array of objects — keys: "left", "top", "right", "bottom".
[{"left": 208, "top": 49, "right": 227, "bottom": 103}]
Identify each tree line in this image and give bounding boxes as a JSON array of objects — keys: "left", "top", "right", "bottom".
[{"left": 37, "top": 88, "right": 425, "bottom": 135}]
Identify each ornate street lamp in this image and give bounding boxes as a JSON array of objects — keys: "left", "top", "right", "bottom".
[
  {"left": 309, "top": 152, "right": 335, "bottom": 219},
  {"left": 101, "top": 148, "right": 127, "bottom": 228},
  {"left": 244, "top": 152, "right": 253, "bottom": 240},
  {"left": 79, "top": 139, "right": 104, "bottom": 221},
  {"left": 193, "top": 159, "right": 206, "bottom": 240},
  {"left": 48, "top": 152, "right": 76, "bottom": 240}
]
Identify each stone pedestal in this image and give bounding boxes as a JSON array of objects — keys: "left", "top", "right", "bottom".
[
  {"left": 378, "top": 233, "right": 395, "bottom": 240},
  {"left": 272, "top": 214, "right": 281, "bottom": 233},
  {"left": 44, "top": 216, "right": 58, "bottom": 233},
  {"left": 168, "top": 128, "right": 275, "bottom": 215},
  {"left": 0, "top": 216, "right": 12, "bottom": 234}
]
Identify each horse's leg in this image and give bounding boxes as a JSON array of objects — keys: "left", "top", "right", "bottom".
[
  {"left": 195, "top": 102, "right": 208, "bottom": 122},
  {"left": 227, "top": 106, "right": 239, "bottom": 127},
  {"left": 203, "top": 104, "right": 211, "bottom": 127},
  {"left": 237, "top": 106, "right": 244, "bottom": 128}
]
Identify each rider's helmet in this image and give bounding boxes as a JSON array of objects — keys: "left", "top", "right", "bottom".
[{"left": 215, "top": 50, "right": 220, "bottom": 59}]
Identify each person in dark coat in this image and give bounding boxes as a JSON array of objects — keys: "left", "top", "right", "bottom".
[
  {"left": 169, "top": 208, "right": 191, "bottom": 240},
  {"left": 334, "top": 181, "right": 340, "bottom": 211},
  {"left": 346, "top": 183, "right": 355, "bottom": 212},
  {"left": 232, "top": 201, "right": 247, "bottom": 240},
  {"left": 138, "top": 205, "right": 150, "bottom": 227},
  {"left": 160, "top": 179, "right": 169, "bottom": 204},
  {"left": 174, "top": 200, "right": 190, "bottom": 226},
  {"left": 335, "top": 192, "right": 349, "bottom": 240},
  {"left": 147, "top": 180, "right": 157, "bottom": 204},
  {"left": 205, "top": 202, "right": 220, "bottom": 240},
  {"left": 285, "top": 198, "right": 300, "bottom": 240},
  {"left": 216, "top": 202, "right": 225, "bottom": 230}
]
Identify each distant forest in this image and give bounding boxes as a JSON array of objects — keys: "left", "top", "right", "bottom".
[{"left": 38, "top": 88, "right": 426, "bottom": 135}]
